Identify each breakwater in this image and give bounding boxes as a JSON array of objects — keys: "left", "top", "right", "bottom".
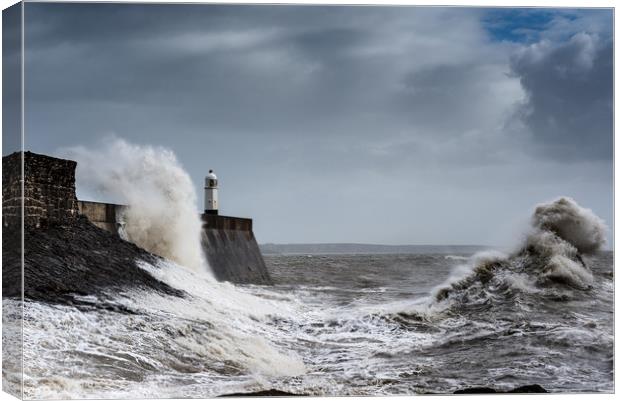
[
  {"left": 2, "top": 151, "right": 272, "bottom": 285},
  {"left": 201, "top": 214, "right": 272, "bottom": 284}
]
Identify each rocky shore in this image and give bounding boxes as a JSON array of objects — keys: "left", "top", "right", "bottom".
[
  {"left": 453, "top": 384, "right": 548, "bottom": 394},
  {"left": 218, "top": 384, "right": 549, "bottom": 396},
  {"left": 3, "top": 216, "right": 183, "bottom": 308}
]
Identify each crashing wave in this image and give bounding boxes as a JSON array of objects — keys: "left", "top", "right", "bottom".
[
  {"left": 430, "top": 197, "right": 607, "bottom": 312},
  {"left": 531, "top": 197, "right": 607, "bottom": 254},
  {"left": 64, "top": 137, "right": 209, "bottom": 273}
]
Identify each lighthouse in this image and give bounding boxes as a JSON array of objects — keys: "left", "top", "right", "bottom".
[{"left": 204, "top": 170, "right": 218, "bottom": 215}]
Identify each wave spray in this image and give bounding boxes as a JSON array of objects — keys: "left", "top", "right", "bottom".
[{"left": 64, "top": 137, "right": 208, "bottom": 273}]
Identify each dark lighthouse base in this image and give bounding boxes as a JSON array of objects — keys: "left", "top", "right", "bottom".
[{"left": 201, "top": 214, "right": 272, "bottom": 285}]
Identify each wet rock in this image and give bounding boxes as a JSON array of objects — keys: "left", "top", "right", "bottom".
[
  {"left": 3, "top": 151, "right": 183, "bottom": 307},
  {"left": 454, "top": 384, "right": 548, "bottom": 394},
  {"left": 454, "top": 387, "right": 497, "bottom": 394},
  {"left": 507, "top": 385, "right": 548, "bottom": 393},
  {"left": 219, "top": 389, "right": 306, "bottom": 397},
  {"left": 3, "top": 216, "right": 184, "bottom": 305}
]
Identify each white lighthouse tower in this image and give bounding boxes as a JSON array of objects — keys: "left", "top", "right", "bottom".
[{"left": 205, "top": 169, "right": 218, "bottom": 215}]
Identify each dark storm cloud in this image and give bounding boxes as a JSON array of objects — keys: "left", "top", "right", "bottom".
[
  {"left": 25, "top": 4, "right": 386, "bottom": 132},
  {"left": 26, "top": 3, "right": 523, "bottom": 166},
  {"left": 21, "top": 5, "right": 615, "bottom": 157},
  {"left": 510, "top": 32, "right": 613, "bottom": 161}
]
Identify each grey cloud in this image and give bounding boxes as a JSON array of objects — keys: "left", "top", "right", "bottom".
[
  {"left": 510, "top": 32, "right": 613, "bottom": 161},
  {"left": 25, "top": 4, "right": 514, "bottom": 149},
  {"left": 400, "top": 63, "right": 511, "bottom": 133},
  {"left": 17, "top": 4, "right": 613, "bottom": 245}
]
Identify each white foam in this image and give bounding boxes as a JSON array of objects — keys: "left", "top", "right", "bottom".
[
  {"left": 430, "top": 250, "right": 508, "bottom": 296},
  {"left": 543, "top": 254, "right": 593, "bottom": 288},
  {"left": 21, "top": 263, "right": 307, "bottom": 399},
  {"left": 524, "top": 197, "right": 607, "bottom": 288},
  {"left": 531, "top": 197, "right": 607, "bottom": 254},
  {"left": 64, "top": 137, "right": 208, "bottom": 273}
]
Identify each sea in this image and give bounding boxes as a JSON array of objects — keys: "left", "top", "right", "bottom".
[
  {"left": 5, "top": 138, "right": 610, "bottom": 398},
  {"left": 5, "top": 248, "right": 614, "bottom": 398}
]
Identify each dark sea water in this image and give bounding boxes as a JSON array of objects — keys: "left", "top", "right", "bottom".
[
  {"left": 5, "top": 250, "right": 614, "bottom": 398},
  {"left": 259, "top": 252, "right": 614, "bottom": 395}
]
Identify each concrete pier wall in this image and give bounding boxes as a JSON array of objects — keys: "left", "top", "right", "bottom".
[
  {"left": 201, "top": 214, "right": 272, "bottom": 284},
  {"left": 77, "top": 205, "right": 272, "bottom": 284},
  {"left": 77, "top": 201, "right": 125, "bottom": 233},
  {"left": 77, "top": 203, "right": 273, "bottom": 284}
]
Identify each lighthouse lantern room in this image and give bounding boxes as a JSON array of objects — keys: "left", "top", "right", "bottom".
[{"left": 205, "top": 170, "right": 218, "bottom": 215}]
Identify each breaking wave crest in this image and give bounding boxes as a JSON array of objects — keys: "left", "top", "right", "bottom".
[
  {"left": 531, "top": 197, "right": 607, "bottom": 254},
  {"left": 423, "top": 197, "right": 607, "bottom": 317}
]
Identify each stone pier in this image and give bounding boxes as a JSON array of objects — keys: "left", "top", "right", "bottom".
[{"left": 2, "top": 151, "right": 272, "bottom": 285}]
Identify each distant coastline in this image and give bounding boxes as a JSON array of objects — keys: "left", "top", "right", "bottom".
[{"left": 259, "top": 243, "right": 491, "bottom": 255}]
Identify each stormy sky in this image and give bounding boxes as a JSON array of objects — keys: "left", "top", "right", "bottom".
[{"left": 10, "top": 4, "right": 614, "bottom": 246}]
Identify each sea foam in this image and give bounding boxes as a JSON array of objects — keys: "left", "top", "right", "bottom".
[{"left": 65, "top": 137, "right": 208, "bottom": 273}]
